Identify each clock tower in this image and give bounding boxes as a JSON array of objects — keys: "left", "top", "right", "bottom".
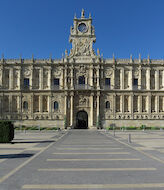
[{"left": 69, "top": 9, "right": 96, "bottom": 57}]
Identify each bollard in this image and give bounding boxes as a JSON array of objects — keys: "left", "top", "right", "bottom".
[
  {"left": 113, "top": 129, "right": 115, "bottom": 137},
  {"left": 128, "top": 134, "right": 131, "bottom": 143}
]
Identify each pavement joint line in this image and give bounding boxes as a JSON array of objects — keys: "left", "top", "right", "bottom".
[
  {"left": 101, "top": 132, "right": 164, "bottom": 165},
  {"left": 55, "top": 148, "right": 124, "bottom": 150},
  {"left": 21, "top": 183, "right": 164, "bottom": 189},
  {"left": 0, "top": 132, "right": 68, "bottom": 184},
  {"left": 52, "top": 152, "right": 130, "bottom": 155},
  {"left": 38, "top": 168, "right": 156, "bottom": 171},
  {"left": 46, "top": 158, "right": 141, "bottom": 161}
]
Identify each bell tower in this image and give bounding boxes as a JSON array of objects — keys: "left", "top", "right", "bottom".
[{"left": 69, "top": 9, "right": 96, "bottom": 57}]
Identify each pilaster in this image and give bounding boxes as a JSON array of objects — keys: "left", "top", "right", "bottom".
[
  {"left": 90, "top": 66, "right": 93, "bottom": 86},
  {"left": 70, "top": 92, "right": 74, "bottom": 126},
  {"left": 90, "top": 92, "right": 94, "bottom": 126},
  {"left": 39, "top": 95, "right": 43, "bottom": 113},
  {"left": 97, "top": 92, "right": 100, "bottom": 121},
  {"left": 129, "top": 68, "right": 133, "bottom": 90},
  {"left": 9, "top": 68, "right": 14, "bottom": 90},
  {"left": 39, "top": 68, "right": 43, "bottom": 90},
  {"left": 155, "top": 70, "right": 159, "bottom": 90},
  {"left": 120, "top": 68, "right": 124, "bottom": 90},
  {"left": 146, "top": 68, "right": 151, "bottom": 90},
  {"left": 97, "top": 66, "right": 100, "bottom": 89},
  {"left": 138, "top": 66, "right": 142, "bottom": 90}
]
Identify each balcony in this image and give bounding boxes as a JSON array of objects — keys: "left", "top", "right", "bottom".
[
  {"left": 103, "top": 85, "right": 111, "bottom": 90},
  {"left": 74, "top": 84, "right": 92, "bottom": 90}
]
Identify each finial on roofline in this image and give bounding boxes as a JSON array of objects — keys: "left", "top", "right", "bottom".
[
  {"left": 148, "top": 54, "right": 150, "bottom": 63},
  {"left": 65, "top": 49, "right": 68, "bottom": 57},
  {"left": 1, "top": 53, "right": 4, "bottom": 60},
  {"left": 130, "top": 54, "right": 133, "bottom": 63},
  {"left": 139, "top": 53, "right": 141, "bottom": 63},
  {"left": 97, "top": 48, "right": 100, "bottom": 56},
  {"left": 74, "top": 13, "right": 77, "bottom": 19},
  {"left": 81, "top": 8, "right": 85, "bottom": 18},
  {"left": 89, "top": 12, "right": 91, "bottom": 18}
]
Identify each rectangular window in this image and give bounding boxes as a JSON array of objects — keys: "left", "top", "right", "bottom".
[
  {"left": 133, "top": 78, "right": 138, "bottom": 86},
  {"left": 54, "top": 78, "right": 59, "bottom": 86},
  {"left": 24, "top": 78, "right": 29, "bottom": 89},
  {"left": 105, "top": 78, "right": 110, "bottom": 86}
]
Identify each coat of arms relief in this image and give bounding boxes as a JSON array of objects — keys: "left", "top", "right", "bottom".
[{"left": 69, "top": 38, "right": 95, "bottom": 57}]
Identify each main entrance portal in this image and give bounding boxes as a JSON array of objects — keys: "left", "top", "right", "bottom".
[{"left": 76, "top": 111, "right": 88, "bottom": 129}]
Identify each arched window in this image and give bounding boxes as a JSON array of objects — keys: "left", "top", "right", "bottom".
[
  {"left": 106, "top": 101, "right": 110, "bottom": 109},
  {"left": 23, "top": 101, "right": 28, "bottom": 110},
  {"left": 54, "top": 101, "right": 59, "bottom": 110},
  {"left": 78, "top": 76, "right": 85, "bottom": 85}
]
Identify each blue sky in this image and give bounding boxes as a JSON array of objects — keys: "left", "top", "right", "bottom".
[{"left": 0, "top": 0, "right": 164, "bottom": 59}]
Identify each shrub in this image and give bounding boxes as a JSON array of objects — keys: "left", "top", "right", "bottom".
[{"left": 0, "top": 121, "right": 14, "bottom": 143}]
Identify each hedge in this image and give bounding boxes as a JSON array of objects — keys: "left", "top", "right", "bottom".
[{"left": 0, "top": 121, "right": 14, "bottom": 143}]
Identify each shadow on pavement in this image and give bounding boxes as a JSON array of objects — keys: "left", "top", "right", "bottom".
[
  {"left": 0, "top": 153, "right": 34, "bottom": 159},
  {"left": 12, "top": 140, "right": 54, "bottom": 144}
]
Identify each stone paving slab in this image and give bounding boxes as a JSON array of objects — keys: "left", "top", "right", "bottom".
[{"left": 1, "top": 130, "right": 164, "bottom": 190}]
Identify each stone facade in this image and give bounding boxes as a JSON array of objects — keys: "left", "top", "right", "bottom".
[{"left": 1, "top": 9, "right": 164, "bottom": 128}]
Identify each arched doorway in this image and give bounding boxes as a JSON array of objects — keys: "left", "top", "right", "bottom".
[{"left": 76, "top": 111, "right": 88, "bottom": 129}]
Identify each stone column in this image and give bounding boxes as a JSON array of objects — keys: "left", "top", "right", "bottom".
[
  {"left": 17, "top": 69, "right": 21, "bottom": 90},
  {"left": 48, "top": 68, "right": 52, "bottom": 90},
  {"left": 121, "top": 95, "right": 124, "bottom": 113},
  {"left": 129, "top": 69, "right": 133, "bottom": 90},
  {"left": 90, "top": 93, "right": 94, "bottom": 127},
  {"left": 9, "top": 68, "right": 14, "bottom": 90},
  {"left": 17, "top": 95, "right": 21, "bottom": 114},
  {"left": 64, "top": 92, "right": 68, "bottom": 116},
  {"left": 97, "top": 66, "right": 100, "bottom": 89},
  {"left": 61, "top": 67, "right": 64, "bottom": 89},
  {"left": 155, "top": 70, "right": 159, "bottom": 90},
  {"left": 113, "top": 94, "right": 116, "bottom": 118},
  {"left": 70, "top": 67, "right": 74, "bottom": 89},
  {"left": 39, "top": 95, "right": 43, "bottom": 113},
  {"left": 31, "top": 94, "right": 33, "bottom": 118},
  {"left": 39, "top": 68, "right": 43, "bottom": 90},
  {"left": 162, "top": 71, "right": 164, "bottom": 89},
  {"left": 120, "top": 68, "right": 124, "bottom": 90},
  {"left": 48, "top": 95, "right": 52, "bottom": 118},
  {"left": 64, "top": 66, "right": 67, "bottom": 89},
  {"left": 148, "top": 94, "right": 151, "bottom": 114},
  {"left": 112, "top": 68, "right": 115, "bottom": 89},
  {"left": 97, "top": 92, "right": 100, "bottom": 123},
  {"left": 70, "top": 92, "right": 74, "bottom": 126},
  {"left": 146, "top": 68, "right": 151, "bottom": 90},
  {"left": 9, "top": 95, "right": 12, "bottom": 113},
  {"left": 130, "top": 95, "right": 133, "bottom": 115},
  {"left": 156, "top": 95, "right": 159, "bottom": 113},
  {"left": 0, "top": 68, "right": 3, "bottom": 87},
  {"left": 138, "top": 67, "right": 142, "bottom": 90},
  {"left": 90, "top": 66, "right": 93, "bottom": 87},
  {"left": 138, "top": 95, "right": 142, "bottom": 113},
  {"left": 30, "top": 67, "right": 33, "bottom": 90}
]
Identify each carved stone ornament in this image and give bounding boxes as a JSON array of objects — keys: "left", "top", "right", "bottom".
[
  {"left": 53, "top": 68, "right": 61, "bottom": 77},
  {"left": 79, "top": 96, "right": 89, "bottom": 106},
  {"left": 24, "top": 68, "right": 31, "bottom": 77},
  {"left": 69, "top": 38, "right": 95, "bottom": 57},
  {"left": 134, "top": 70, "right": 139, "bottom": 77},
  {"left": 105, "top": 70, "right": 113, "bottom": 77}
]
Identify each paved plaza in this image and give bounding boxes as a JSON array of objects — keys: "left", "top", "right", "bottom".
[{"left": 0, "top": 130, "right": 164, "bottom": 189}]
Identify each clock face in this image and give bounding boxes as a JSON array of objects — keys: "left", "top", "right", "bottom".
[{"left": 78, "top": 23, "right": 87, "bottom": 33}]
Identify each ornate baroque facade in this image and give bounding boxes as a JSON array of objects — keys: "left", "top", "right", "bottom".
[{"left": 1, "top": 10, "right": 164, "bottom": 128}]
